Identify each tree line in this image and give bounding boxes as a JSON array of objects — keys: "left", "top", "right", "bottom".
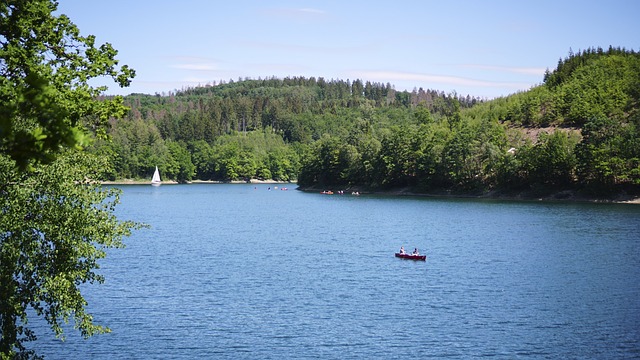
[
  {"left": 92, "top": 78, "right": 481, "bottom": 183},
  {"left": 297, "top": 47, "right": 640, "bottom": 195},
  {"left": 90, "top": 48, "right": 639, "bottom": 198}
]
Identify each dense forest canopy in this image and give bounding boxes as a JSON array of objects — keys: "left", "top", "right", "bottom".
[
  {"left": 94, "top": 77, "right": 480, "bottom": 182},
  {"left": 92, "top": 46, "right": 640, "bottom": 197}
]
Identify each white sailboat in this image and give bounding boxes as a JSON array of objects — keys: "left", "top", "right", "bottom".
[{"left": 151, "top": 166, "right": 161, "bottom": 186}]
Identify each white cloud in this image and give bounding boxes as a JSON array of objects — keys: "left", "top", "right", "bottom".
[
  {"left": 460, "top": 64, "right": 547, "bottom": 76},
  {"left": 352, "top": 70, "right": 532, "bottom": 89}
]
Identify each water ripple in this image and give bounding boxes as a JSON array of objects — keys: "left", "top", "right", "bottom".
[{"left": 26, "top": 185, "right": 640, "bottom": 359}]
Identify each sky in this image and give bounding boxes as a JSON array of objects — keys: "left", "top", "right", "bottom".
[{"left": 56, "top": 0, "right": 639, "bottom": 99}]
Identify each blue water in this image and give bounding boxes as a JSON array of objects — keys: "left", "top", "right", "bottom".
[{"left": 29, "top": 184, "right": 640, "bottom": 359}]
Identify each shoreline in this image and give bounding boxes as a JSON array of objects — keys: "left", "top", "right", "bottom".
[
  {"left": 100, "top": 179, "right": 295, "bottom": 185},
  {"left": 99, "top": 180, "right": 639, "bottom": 204},
  {"left": 298, "top": 185, "right": 640, "bottom": 205}
]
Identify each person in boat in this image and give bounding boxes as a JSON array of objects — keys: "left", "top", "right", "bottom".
[
  {"left": 399, "top": 246, "right": 406, "bottom": 254},
  {"left": 412, "top": 248, "right": 419, "bottom": 255}
]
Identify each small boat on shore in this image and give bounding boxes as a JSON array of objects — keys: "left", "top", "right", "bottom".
[{"left": 395, "top": 253, "right": 426, "bottom": 261}]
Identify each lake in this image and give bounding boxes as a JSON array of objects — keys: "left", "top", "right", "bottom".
[{"left": 29, "top": 184, "right": 640, "bottom": 359}]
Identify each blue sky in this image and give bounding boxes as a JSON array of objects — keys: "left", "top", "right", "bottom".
[{"left": 56, "top": 0, "right": 638, "bottom": 98}]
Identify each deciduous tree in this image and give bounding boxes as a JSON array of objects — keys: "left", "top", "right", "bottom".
[
  {"left": 1, "top": 1, "right": 138, "bottom": 357},
  {"left": 0, "top": 0, "right": 135, "bottom": 169}
]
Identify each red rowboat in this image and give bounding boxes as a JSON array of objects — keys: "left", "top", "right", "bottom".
[{"left": 395, "top": 253, "right": 426, "bottom": 261}]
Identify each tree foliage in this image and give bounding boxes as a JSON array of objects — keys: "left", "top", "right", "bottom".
[
  {"left": 94, "top": 78, "right": 479, "bottom": 182},
  {"left": 0, "top": 0, "right": 135, "bottom": 169},
  {"left": 0, "top": 152, "right": 141, "bottom": 357},
  {"left": 94, "top": 48, "right": 639, "bottom": 198},
  {"left": 294, "top": 48, "right": 638, "bottom": 195},
  {"left": 1, "top": 1, "right": 138, "bottom": 357}
]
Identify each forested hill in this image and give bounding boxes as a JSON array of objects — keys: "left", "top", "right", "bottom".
[
  {"left": 124, "top": 77, "right": 482, "bottom": 144},
  {"left": 94, "top": 77, "right": 481, "bottom": 182},
  {"left": 91, "top": 46, "right": 640, "bottom": 198}
]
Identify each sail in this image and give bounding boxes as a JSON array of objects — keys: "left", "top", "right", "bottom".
[{"left": 151, "top": 166, "right": 161, "bottom": 186}]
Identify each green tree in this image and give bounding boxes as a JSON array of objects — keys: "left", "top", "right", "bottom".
[
  {"left": 413, "top": 105, "right": 433, "bottom": 124},
  {"left": 165, "top": 140, "right": 195, "bottom": 183},
  {"left": 531, "top": 131, "right": 578, "bottom": 186},
  {"left": 441, "top": 123, "right": 475, "bottom": 188},
  {"left": 189, "top": 140, "right": 215, "bottom": 179},
  {"left": 414, "top": 122, "right": 450, "bottom": 190},
  {"left": 377, "top": 126, "right": 418, "bottom": 187},
  {"left": 297, "top": 134, "right": 347, "bottom": 186},
  {"left": 0, "top": 1, "right": 138, "bottom": 357},
  {"left": 212, "top": 142, "right": 241, "bottom": 180},
  {"left": 107, "top": 118, "right": 166, "bottom": 179},
  {"left": 494, "top": 149, "right": 524, "bottom": 189},
  {"left": 237, "top": 149, "right": 257, "bottom": 179},
  {"left": 576, "top": 116, "right": 637, "bottom": 190},
  {"left": 0, "top": 153, "right": 142, "bottom": 358},
  {"left": 0, "top": 0, "right": 135, "bottom": 169}
]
